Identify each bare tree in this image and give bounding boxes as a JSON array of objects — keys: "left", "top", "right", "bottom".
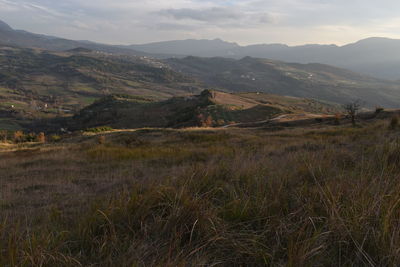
[{"left": 344, "top": 100, "right": 361, "bottom": 126}]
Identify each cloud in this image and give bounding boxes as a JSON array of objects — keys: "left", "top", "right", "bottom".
[
  {"left": 0, "top": 0, "right": 65, "bottom": 17},
  {"left": 1, "top": 0, "right": 400, "bottom": 45},
  {"left": 157, "top": 6, "right": 276, "bottom": 29},
  {"left": 70, "top": 20, "right": 98, "bottom": 31},
  {"left": 151, "top": 23, "right": 199, "bottom": 31},
  {"left": 159, "top": 7, "right": 241, "bottom": 22}
]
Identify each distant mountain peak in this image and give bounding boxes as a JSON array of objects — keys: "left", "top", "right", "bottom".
[
  {"left": 212, "top": 38, "right": 237, "bottom": 44},
  {"left": 351, "top": 37, "right": 397, "bottom": 45},
  {"left": 0, "top": 20, "right": 13, "bottom": 31},
  {"left": 358, "top": 37, "right": 394, "bottom": 41}
]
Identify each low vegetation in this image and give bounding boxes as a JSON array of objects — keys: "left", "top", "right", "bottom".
[
  {"left": 86, "top": 126, "right": 114, "bottom": 133},
  {"left": 0, "top": 130, "right": 47, "bottom": 143},
  {"left": 2, "top": 116, "right": 400, "bottom": 266}
]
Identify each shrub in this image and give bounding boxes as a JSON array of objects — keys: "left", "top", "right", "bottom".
[
  {"left": 204, "top": 115, "right": 213, "bottom": 127},
  {"left": 216, "top": 119, "right": 226, "bottom": 126},
  {"left": 11, "top": 132, "right": 47, "bottom": 143},
  {"left": 0, "top": 130, "right": 7, "bottom": 142},
  {"left": 50, "top": 135, "right": 62, "bottom": 142},
  {"left": 37, "top": 132, "right": 46, "bottom": 143},
  {"left": 343, "top": 100, "right": 361, "bottom": 126},
  {"left": 25, "top": 133, "right": 37, "bottom": 142},
  {"left": 196, "top": 113, "right": 205, "bottom": 127},
  {"left": 375, "top": 106, "right": 384, "bottom": 114},
  {"left": 13, "top": 131, "right": 24, "bottom": 143},
  {"left": 334, "top": 113, "right": 342, "bottom": 125},
  {"left": 86, "top": 126, "right": 113, "bottom": 133},
  {"left": 389, "top": 115, "right": 399, "bottom": 130},
  {"left": 196, "top": 113, "right": 214, "bottom": 127}
]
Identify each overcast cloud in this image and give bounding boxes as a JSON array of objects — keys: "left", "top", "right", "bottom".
[{"left": 1, "top": 0, "right": 400, "bottom": 45}]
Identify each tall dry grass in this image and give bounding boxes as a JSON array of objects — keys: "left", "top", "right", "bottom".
[{"left": 1, "top": 122, "right": 400, "bottom": 266}]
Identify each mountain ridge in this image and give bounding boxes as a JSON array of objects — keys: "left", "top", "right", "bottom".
[
  {"left": 0, "top": 19, "right": 149, "bottom": 57},
  {"left": 0, "top": 20, "right": 13, "bottom": 31},
  {"left": 130, "top": 37, "right": 400, "bottom": 80},
  {"left": 3, "top": 18, "right": 400, "bottom": 79}
]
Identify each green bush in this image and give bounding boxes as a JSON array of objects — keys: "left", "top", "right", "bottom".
[
  {"left": 86, "top": 126, "right": 114, "bottom": 133},
  {"left": 50, "top": 135, "right": 62, "bottom": 142},
  {"left": 375, "top": 106, "right": 384, "bottom": 114}
]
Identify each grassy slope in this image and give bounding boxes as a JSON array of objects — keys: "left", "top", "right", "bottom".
[
  {"left": 167, "top": 56, "right": 400, "bottom": 108},
  {"left": 2, "top": 116, "right": 400, "bottom": 265}
]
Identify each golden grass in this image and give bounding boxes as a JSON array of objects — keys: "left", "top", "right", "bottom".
[{"left": 2, "top": 120, "right": 400, "bottom": 266}]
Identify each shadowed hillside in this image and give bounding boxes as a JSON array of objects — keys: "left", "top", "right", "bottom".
[
  {"left": 66, "top": 90, "right": 339, "bottom": 130},
  {"left": 167, "top": 56, "right": 400, "bottom": 108}
]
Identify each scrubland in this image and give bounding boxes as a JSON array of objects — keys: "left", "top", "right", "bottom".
[{"left": 1, "top": 119, "right": 400, "bottom": 266}]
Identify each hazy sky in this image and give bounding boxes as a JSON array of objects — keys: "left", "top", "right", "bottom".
[{"left": 1, "top": 0, "right": 400, "bottom": 45}]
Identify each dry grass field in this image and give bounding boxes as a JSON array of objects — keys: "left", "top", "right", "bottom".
[{"left": 2, "top": 117, "right": 400, "bottom": 266}]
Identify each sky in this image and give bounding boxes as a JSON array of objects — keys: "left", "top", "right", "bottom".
[{"left": 1, "top": 0, "right": 400, "bottom": 46}]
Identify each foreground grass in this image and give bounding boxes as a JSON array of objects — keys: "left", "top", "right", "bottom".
[{"left": 1, "top": 122, "right": 400, "bottom": 266}]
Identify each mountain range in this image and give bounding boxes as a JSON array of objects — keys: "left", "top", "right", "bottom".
[
  {"left": 3, "top": 19, "right": 400, "bottom": 80},
  {"left": 130, "top": 38, "right": 400, "bottom": 80}
]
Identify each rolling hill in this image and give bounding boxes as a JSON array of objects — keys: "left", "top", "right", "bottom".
[
  {"left": 66, "top": 90, "right": 340, "bottom": 130},
  {"left": 0, "top": 45, "right": 202, "bottom": 130},
  {"left": 166, "top": 56, "right": 400, "bottom": 108}
]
